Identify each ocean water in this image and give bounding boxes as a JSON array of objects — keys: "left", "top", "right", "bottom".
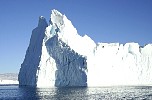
[{"left": 0, "top": 85, "right": 152, "bottom": 100}]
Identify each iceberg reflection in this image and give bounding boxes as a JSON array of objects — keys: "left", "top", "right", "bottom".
[{"left": 17, "top": 86, "right": 152, "bottom": 100}]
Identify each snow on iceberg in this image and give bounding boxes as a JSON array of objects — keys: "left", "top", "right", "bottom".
[{"left": 19, "top": 9, "right": 152, "bottom": 87}]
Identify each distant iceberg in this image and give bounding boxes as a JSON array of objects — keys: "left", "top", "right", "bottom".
[
  {"left": 18, "top": 9, "right": 152, "bottom": 87},
  {"left": 0, "top": 73, "right": 18, "bottom": 85},
  {"left": 0, "top": 80, "right": 18, "bottom": 85}
]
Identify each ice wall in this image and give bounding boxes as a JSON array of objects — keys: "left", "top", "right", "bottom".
[
  {"left": 87, "top": 43, "right": 152, "bottom": 86},
  {"left": 19, "top": 9, "right": 152, "bottom": 87},
  {"left": 45, "top": 34, "right": 87, "bottom": 87},
  {"left": 36, "top": 27, "right": 87, "bottom": 87},
  {"left": 18, "top": 16, "right": 48, "bottom": 86}
]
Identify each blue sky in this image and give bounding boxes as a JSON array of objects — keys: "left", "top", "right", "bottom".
[{"left": 0, "top": 0, "right": 152, "bottom": 73}]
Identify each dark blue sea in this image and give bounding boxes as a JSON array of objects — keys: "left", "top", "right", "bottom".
[{"left": 0, "top": 85, "right": 152, "bottom": 100}]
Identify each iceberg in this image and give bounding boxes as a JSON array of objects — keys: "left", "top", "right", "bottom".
[
  {"left": 19, "top": 9, "right": 152, "bottom": 87},
  {"left": 0, "top": 73, "right": 18, "bottom": 85}
]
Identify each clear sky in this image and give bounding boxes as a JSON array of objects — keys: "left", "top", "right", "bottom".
[{"left": 0, "top": 0, "right": 152, "bottom": 73}]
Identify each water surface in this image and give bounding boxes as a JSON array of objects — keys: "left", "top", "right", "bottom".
[{"left": 0, "top": 85, "right": 152, "bottom": 100}]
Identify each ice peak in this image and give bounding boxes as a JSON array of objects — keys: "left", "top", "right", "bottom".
[
  {"left": 39, "top": 16, "right": 45, "bottom": 19},
  {"left": 50, "top": 9, "right": 64, "bottom": 28},
  {"left": 38, "top": 16, "right": 48, "bottom": 27},
  {"left": 52, "top": 9, "right": 63, "bottom": 17}
]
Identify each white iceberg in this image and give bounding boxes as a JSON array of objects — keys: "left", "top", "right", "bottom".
[{"left": 19, "top": 9, "right": 152, "bottom": 87}]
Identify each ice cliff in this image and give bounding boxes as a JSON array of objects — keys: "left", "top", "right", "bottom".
[{"left": 19, "top": 9, "right": 152, "bottom": 87}]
